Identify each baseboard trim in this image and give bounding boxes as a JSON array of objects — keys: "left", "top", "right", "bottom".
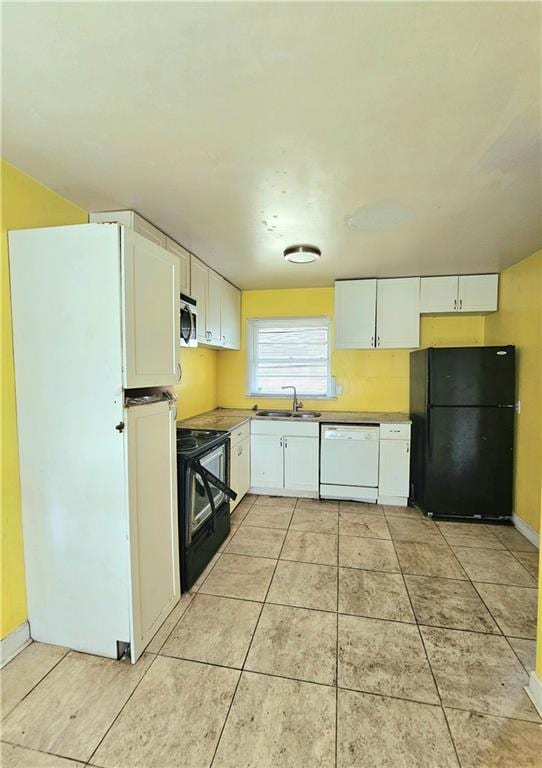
[
  {"left": 250, "top": 488, "right": 317, "bottom": 498},
  {"left": 0, "top": 621, "right": 31, "bottom": 668},
  {"left": 513, "top": 515, "right": 540, "bottom": 549},
  {"left": 526, "top": 672, "right": 542, "bottom": 718}
]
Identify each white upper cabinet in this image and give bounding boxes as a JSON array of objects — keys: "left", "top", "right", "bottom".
[
  {"left": 420, "top": 274, "right": 498, "bottom": 314},
  {"left": 90, "top": 210, "right": 166, "bottom": 249},
  {"left": 190, "top": 255, "right": 208, "bottom": 342},
  {"left": 335, "top": 279, "right": 377, "bottom": 349},
  {"left": 166, "top": 238, "right": 190, "bottom": 294},
  {"left": 420, "top": 276, "right": 459, "bottom": 313},
  {"left": 458, "top": 274, "right": 498, "bottom": 312},
  {"left": 221, "top": 279, "right": 241, "bottom": 349},
  {"left": 122, "top": 229, "right": 179, "bottom": 388},
  {"left": 376, "top": 277, "right": 420, "bottom": 349},
  {"left": 207, "top": 269, "right": 223, "bottom": 345}
]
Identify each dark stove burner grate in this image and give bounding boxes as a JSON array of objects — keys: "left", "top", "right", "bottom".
[{"left": 177, "top": 437, "right": 198, "bottom": 450}]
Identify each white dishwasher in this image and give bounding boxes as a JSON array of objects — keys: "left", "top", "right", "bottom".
[{"left": 320, "top": 424, "right": 380, "bottom": 502}]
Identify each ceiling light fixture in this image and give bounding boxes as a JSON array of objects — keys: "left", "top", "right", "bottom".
[{"left": 283, "top": 244, "right": 321, "bottom": 264}]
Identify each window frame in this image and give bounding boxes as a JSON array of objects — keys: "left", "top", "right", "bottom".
[{"left": 246, "top": 316, "right": 336, "bottom": 399}]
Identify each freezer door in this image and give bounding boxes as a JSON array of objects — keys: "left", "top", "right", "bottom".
[
  {"left": 424, "top": 406, "right": 514, "bottom": 520},
  {"left": 428, "top": 346, "right": 515, "bottom": 406}
]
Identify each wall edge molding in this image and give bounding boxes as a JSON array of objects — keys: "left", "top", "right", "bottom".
[
  {"left": 0, "top": 621, "right": 31, "bottom": 668},
  {"left": 526, "top": 672, "right": 542, "bottom": 718},
  {"left": 512, "top": 514, "right": 540, "bottom": 548}
]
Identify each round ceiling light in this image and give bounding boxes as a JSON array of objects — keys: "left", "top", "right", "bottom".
[{"left": 283, "top": 244, "right": 321, "bottom": 264}]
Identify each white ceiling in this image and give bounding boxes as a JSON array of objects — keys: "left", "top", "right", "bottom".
[{"left": 2, "top": 2, "right": 541, "bottom": 289}]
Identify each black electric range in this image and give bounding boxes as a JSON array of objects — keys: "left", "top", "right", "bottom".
[{"left": 176, "top": 427, "right": 236, "bottom": 591}]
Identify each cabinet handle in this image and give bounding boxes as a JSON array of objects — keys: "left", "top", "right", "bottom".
[
  {"left": 459, "top": 298, "right": 463, "bottom": 310},
  {"left": 238, "top": 445, "right": 242, "bottom": 456},
  {"left": 370, "top": 336, "right": 375, "bottom": 347},
  {"left": 280, "top": 438, "right": 283, "bottom": 448},
  {"left": 177, "top": 362, "right": 182, "bottom": 382},
  {"left": 377, "top": 336, "right": 381, "bottom": 347},
  {"left": 284, "top": 438, "right": 288, "bottom": 448},
  {"left": 453, "top": 298, "right": 457, "bottom": 310}
]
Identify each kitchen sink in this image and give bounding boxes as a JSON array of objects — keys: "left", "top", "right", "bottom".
[{"left": 255, "top": 410, "right": 321, "bottom": 419}]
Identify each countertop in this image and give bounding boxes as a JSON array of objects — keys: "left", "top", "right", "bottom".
[{"left": 178, "top": 408, "right": 411, "bottom": 431}]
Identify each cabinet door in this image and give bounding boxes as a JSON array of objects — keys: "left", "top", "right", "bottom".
[
  {"left": 420, "top": 276, "right": 458, "bottom": 313},
  {"left": 166, "top": 238, "right": 190, "bottom": 294},
  {"left": 283, "top": 436, "right": 319, "bottom": 492},
  {"left": 126, "top": 400, "right": 180, "bottom": 662},
  {"left": 207, "top": 269, "right": 222, "bottom": 345},
  {"left": 458, "top": 274, "right": 498, "bottom": 312},
  {"left": 376, "top": 277, "right": 420, "bottom": 349},
  {"left": 250, "top": 434, "right": 284, "bottom": 489},
  {"left": 231, "top": 436, "right": 250, "bottom": 509},
  {"left": 335, "top": 279, "right": 376, "bottom": 348},
  {"left": 221, "top": 280, "right": 241, "bottom": 349},
  {"left": 122, "top": 229, "right": 180, "bottom": 388},
  {"left": 379, "top": 439, "right": 410, "bottom": 497},
  {"left": 190, "top": 255, "right": 208, "bottom": 342},
  {"left": 132, "top": 213, "right": 167, "bottom": 249}
]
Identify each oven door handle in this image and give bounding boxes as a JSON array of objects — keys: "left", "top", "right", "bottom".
[{"left": 191, "top": 459, "right": 237, "bottom": 502}]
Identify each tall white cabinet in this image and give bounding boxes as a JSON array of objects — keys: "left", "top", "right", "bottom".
[{"left": 9, "top": 223, "right": 180, "bottom": 662}]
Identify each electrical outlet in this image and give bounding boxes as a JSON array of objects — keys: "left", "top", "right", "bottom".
[{"left": 515, "top": 400, "right": 521, "bottom": 414}]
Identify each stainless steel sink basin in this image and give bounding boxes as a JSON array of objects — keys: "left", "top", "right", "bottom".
[
  {"left": 255, "top": 409, "right": 322, "bottom": 419},
  {"left": 292, "top": 411, "right": 321, "bottom": 418},
  {"left": 256, "top": 410, "right": 294, "bottom": 417}
]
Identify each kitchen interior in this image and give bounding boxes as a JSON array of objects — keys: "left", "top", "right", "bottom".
[{"left": 1, "top": 2, "right": 541, "bottom": 767}]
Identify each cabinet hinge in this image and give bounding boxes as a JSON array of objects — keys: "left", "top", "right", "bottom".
[{"left": 115, "top": 421, "right": 125, "bottom": 433}]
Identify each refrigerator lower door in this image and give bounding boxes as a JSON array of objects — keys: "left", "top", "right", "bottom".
[{"left": 425, "top": 406, "right": 514, "bottom": 520}]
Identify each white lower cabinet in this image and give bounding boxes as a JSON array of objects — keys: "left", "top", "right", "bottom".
[
  {"left": 250, "top": 420, "right": 319, "bottom": 495},
  {"left": 230, "top": 422, "right": 251, "bottom": 510},
  {"left": 378, "top": 423, "right": 411, "bottom": 506}
]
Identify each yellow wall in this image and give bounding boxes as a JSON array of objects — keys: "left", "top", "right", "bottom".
[
  {"left": 176, "top": 347, "right": 218, "bottom": 419},
  {"left": 1, "top": 161, "right": 88, "bottom": 639},
  {"left": 217, "top": 288, "right": 485, "bottom": 413},
  {"left": 485, "top": 250, "right": 542, "bottom": 534}
]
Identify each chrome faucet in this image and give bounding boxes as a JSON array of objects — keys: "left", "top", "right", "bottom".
[{"left": 282, "top": 385, "right": 303, "bottom": 413}]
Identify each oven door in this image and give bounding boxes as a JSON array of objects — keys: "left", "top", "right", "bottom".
[
  {"left": 180, "top": 303, "right": 196, "bottom": 347},
  {"left": 187, "top": 444, "right": 227, "bottom": 542}
]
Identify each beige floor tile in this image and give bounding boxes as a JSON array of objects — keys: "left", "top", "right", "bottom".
[
  {"left": 241, "top": 504, "right": 293, "bottom": 529},
  {"left": 493, "top": 527, "right": 538, "bottom": 552},
  {"left": 405, "top": 575, "right": 499, "bottom": 633},
  {"left": 442, "top": 529, "right": 506, "bottom": 549},
  {"left": 2, "top": 652, "right": 153, "bottom": 762},
  {"left": 296, "top": 498, "right": 339, "bottom": 512},
  {"left": 230, "top": 498, "right": 253, "bottom": 525},
  {"left": 473, "top": 583, "right": 537, "bottom": 639},
  {"left": 145, "top": 592, "right": 194, "bottom": 653},
  {"left": 339, "top": 501, "right": 384, "bottom": 514},
  {"left": 189, "top": 550, "right": 223, "bottom": 591},
  {"left": 251, "top": 495, "right": 297, "bottom": 510},
  {"left": 382, "top": 504, "right": 424, "bottom": 519},
  {"left": 225, "top": 525, "right": 286, "bottom": 558},
  {"left": 338, "top": 690, "right": 459, "bottom": 768},
  {"left": 290, "top": 508, "right": 338, "bottom": 534},
  {"left": 245, "top": 603, "right": 337, "bottom": 685},
  {"left": 339, "top": 567, "right": 414, "bottom": 623},
  {"left": 338, "top": 511, "right": 390, "bottom": 540},
  {"left": 508, "top": 637, "right": 536, "bottom": 673},
  {"left": 395, "top": 541, "right": 467, "bottom": 579},
  {"left": 339, "top": 536, "right": 400, "bottom": 572},
  {"left": 281, "top": 530, "right": 338, "bottom": 565},
  {"left": 420, "top": 626, "right": 539, "bottom": 721},
  {"left": 92, "top": 656, "right": 239, "bottom": 768},
  {"left": 1, "top": 642, "right": 68, "bottom": 719},
  {"left": 512, "top": 550, "right": 539, "bottom": 579},
  {"left": 199, "top": 553, "right": 276, "bottom": 601},
  {"left": 266, "top": 559, "right": 338, "bottom": 611},
  {"left": 388, "top": 517, "right": 446, "bottom": 544},
  {"left": 161, "top": 593, "right": 261, "bottom": 668},
  {"left": 338, "top": 614, "right": 438, "bottom": 704},
  {"left": 446, "top": 709, "right": 542, "bottom": 768},
  {"left": 212, "top": 671, "right": 335, "bottom": 768},
  {"left": 454, "top": 547, "right": 536, "bottom": 586},
  {"left": 1, "top": 743, "right": 84, "bottom": 767}
]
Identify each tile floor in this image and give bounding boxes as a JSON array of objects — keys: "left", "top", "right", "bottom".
[{"left": 2, "top": 495, "right": 541, "bottom": 767}]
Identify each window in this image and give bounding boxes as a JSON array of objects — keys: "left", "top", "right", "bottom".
[{"left": 247, "top": 317, "right": 334, "bottom": 398}]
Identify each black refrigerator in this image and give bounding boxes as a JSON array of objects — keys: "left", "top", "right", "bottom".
[{"left": 409, "top": 346, "right": 515, "bottom": 522}]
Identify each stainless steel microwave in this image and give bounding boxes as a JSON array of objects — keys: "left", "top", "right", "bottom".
[{"left": 180, "top": 293, "right": 197, "bottom": 347}]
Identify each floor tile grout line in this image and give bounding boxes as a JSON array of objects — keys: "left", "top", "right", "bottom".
[
  {"left": 1, "top": 738, "right": 92, "bottom": 766},
  {"left": 209, "top": 496, "right": 302, "bottom": 768},
  {"left": 0, "top": 646, "right": 70, "bottom": 723},
  {"left": 86, "top": 653, "right": 159, "bottom": 766}
]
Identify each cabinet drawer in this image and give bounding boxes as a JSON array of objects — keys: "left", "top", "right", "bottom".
[
  {"left": 251, "top": 419, "right": 319, "bottom": 437},
  {"left": 380, "top": 423, "right": 411, "bottom": 440},
  {"left": 230, "top": 421, "right": 250, "bottom": 447}
]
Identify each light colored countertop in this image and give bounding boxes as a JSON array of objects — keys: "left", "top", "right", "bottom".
[{"left": 178, "top": 408, "right": 411, "bottom": 431}]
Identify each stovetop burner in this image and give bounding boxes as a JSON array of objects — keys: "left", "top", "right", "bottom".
[
  {"left": 177, "top": 436, "right": 198, "bottom": 450},
  {"left": 176, "top": 427, "right": 227, "bottom": 457}
]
